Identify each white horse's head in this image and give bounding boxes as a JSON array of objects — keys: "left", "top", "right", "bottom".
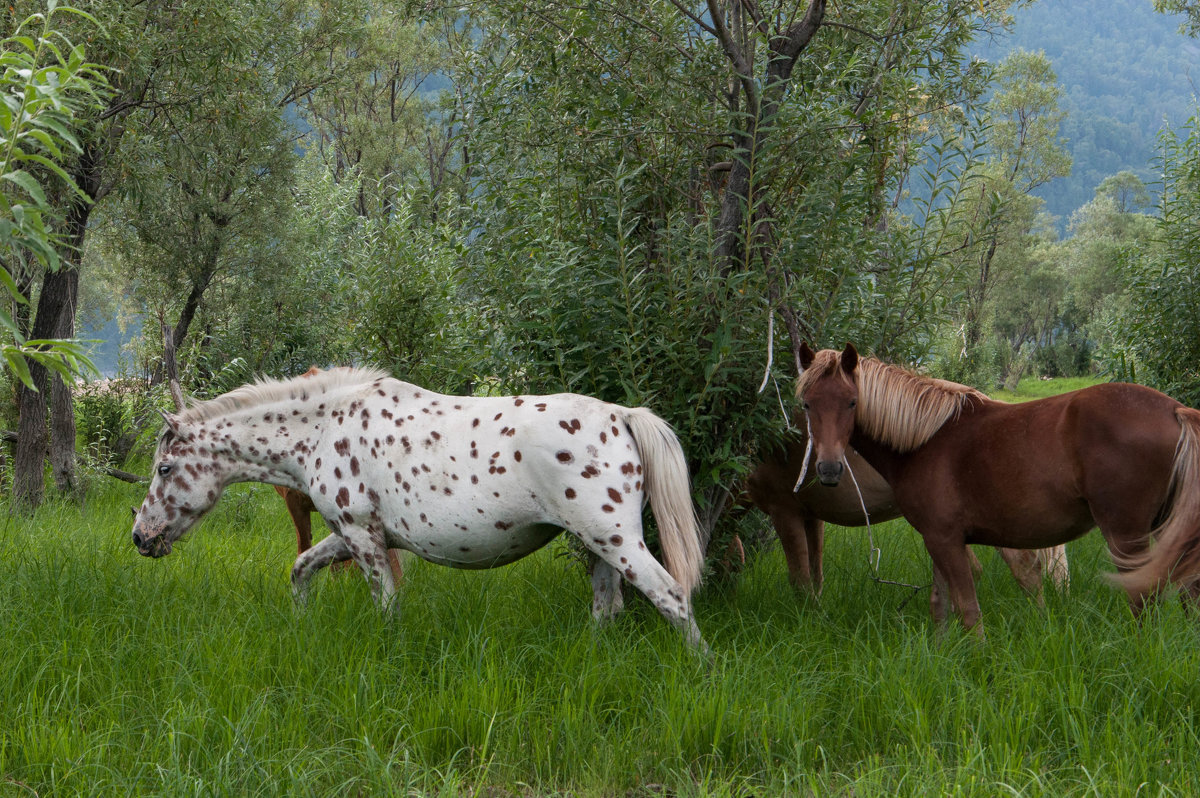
[{"left": 131, "top": 413, "right": 227, "bottom": 557}]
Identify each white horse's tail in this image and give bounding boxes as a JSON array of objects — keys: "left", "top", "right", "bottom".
[{"left": 621, "top": 407, "right": 705, "bottom": 597}]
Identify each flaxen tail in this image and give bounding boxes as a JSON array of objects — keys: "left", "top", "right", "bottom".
[
  {"left": 621, "top": 408, "right": 705, "bottom": 597},
  {"left": 1114, "top": 407, "right": 1200, "bottom": 601}
]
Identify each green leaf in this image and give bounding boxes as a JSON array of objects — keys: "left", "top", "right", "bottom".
[
  {"left": 0, "top": 303, "right": 22, "bottom": 337},
  {"left": 4, "top": 347, "right": 35, "bottom": 389},
  {"left": 1, "top": 169, "right": 48, "bottom": 208}
]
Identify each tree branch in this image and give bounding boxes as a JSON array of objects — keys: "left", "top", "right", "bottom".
[
  {"left": 704, "top": 0, "right": 760, "bottom": 110},
  {"left": 0, "top": 429, "right": 148, "bottom": 483}
]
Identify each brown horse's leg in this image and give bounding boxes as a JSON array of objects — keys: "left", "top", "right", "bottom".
[
  {"left": 1101, "top": 525, "right": 1154, "bottom": 616},
  {"left": 279, "top": 487, "right": 363, "bottom": 574},
  {"left": 924, "top": 538, "right": 984, "bottom": 635},
  {"left": 773, "top": 510, "right": 820, "bottom": 594},
  {"left": 1092, "top": 502, "right": 1158, "bottom": 615},
  {"left": 1040, "top": 545, "right": 1070, "bottom": 590},
  {"left": 805, "top": 517, "right": 824, "bottom": 597},
  {"left": 997, "top": 547, "right": 1046, "bottom": 605},
  {"left": 966, "top": 547, "right": 983, "bottom": 577},
  {"left": 386, "top": 549, "right": 404, "bottom": 585},
  {"left": 281, "top": 487, "right": 315, "bottom": 553},
  {"left": 929, "top": 561, "right": 950, "bottom": 627}
]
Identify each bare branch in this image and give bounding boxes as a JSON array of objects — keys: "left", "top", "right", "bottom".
[
  {"left": 159, "top": 312, "right": 185, "bottom": 412},
  {"left": 704, "top": 0, "right": 760, "bottom": 110}
]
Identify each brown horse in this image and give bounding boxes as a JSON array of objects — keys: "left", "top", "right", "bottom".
[
  {"left": 746, "top": 429, "right": 1068, "bottom": 598},
  {"left": 795, "top": 343, "right": 1200, "bottom": 632}
]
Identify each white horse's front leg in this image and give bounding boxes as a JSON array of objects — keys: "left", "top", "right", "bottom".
[
  {"left": 291, "top": 532, "right": 351, "bottom": 605},
  {"left": 338, "top": 521, "right": 398, "bottom": 611}
]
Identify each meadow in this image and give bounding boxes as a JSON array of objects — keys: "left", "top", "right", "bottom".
[{"left": 2, "top": 374, "right": 1199, "bottom": 796}]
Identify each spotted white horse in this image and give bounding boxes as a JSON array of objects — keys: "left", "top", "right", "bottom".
[{"left": 131, "top": 368, "right": 707, "bottom": 648}]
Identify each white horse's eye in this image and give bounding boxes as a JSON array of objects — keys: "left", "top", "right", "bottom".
[{"left": 158, "top": 464, "right": 172, "bottom": 476}]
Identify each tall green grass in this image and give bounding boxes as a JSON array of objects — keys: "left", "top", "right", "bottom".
[{"left": 1, "top": 471, "right": 1199, "bottom": 796}]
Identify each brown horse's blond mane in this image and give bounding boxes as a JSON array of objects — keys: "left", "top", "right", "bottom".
[
  {"left": 177, "top": 366, "right": 391, "bottom": 425},
  {"left": 796, "top": 349, "right": 986, "bottom": 453}
]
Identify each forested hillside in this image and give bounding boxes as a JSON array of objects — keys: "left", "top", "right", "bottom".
[{"left": 981, "top": 0, "right": 1198, "bottom": 222}]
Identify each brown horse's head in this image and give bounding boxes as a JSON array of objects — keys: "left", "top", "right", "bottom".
[{"left": 797, "top": 342, "right": 859, "bottom": 487}]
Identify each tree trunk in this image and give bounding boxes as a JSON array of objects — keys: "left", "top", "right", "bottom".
[
  {"left": 12, "top": 266, "right": 75, "bottom": 507},
  {"left": 12, "top": 142, "right": 103, "bottom": 507},
  {"left": 709, "top": 0, "right": 826, "bottom": 276},
  {"left": 1002, "top": 357, "right": 1027, "bottom": 392}
]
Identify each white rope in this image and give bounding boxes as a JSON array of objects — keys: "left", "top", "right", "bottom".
[
  {"left": 773, "top": 379, "right": 794, "bottom": 431},
  {"left": 842, "top": 452, "right": 880, "bottom": 574},
  {"left": 792, "top": 412, "right": 814, "bottom": 493}
]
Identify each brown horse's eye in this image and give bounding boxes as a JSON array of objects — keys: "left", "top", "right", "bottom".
[
  {"left": 801, "top": 401, "right": 810, "bottom": 410},
  {"left": 849, "top": 400, "right": 857, "bottom": 409}
]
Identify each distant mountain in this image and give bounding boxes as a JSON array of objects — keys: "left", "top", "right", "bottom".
[{"left": 977, "top": 0, "right": 1199, "bottom": 226}]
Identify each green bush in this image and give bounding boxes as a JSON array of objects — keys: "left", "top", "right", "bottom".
[{"left": 73, "top": 377, "right": 150, "bottom": 466}]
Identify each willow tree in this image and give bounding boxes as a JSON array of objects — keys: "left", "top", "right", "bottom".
[
  {"left": 444, "top": 0, "right": 1019, "bottom": 536},
  {"left": 8, "top": 0, "right": 376, "bottom": 506},
  {"left": 956, "top": 49, "right": 1071, "bottom": 365}
]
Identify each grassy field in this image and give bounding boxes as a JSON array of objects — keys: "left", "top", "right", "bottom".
[
  {"left": 3, "top": 375, "right": 1200, "bottom": 796},
  {"left": 991, "top": 375, "right": 1105, "bottom": 403}
]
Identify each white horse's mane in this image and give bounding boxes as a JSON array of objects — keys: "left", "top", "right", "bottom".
[{"left": 177, "top": 366, "right": 391, "bottom": 424}]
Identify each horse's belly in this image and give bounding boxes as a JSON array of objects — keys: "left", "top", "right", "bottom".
[
  {"left": 390, "top": 521, "right": 562, "bottom": 569},
  {"left": 965, "top": 505, "right": 1094, "bottom": 548}
]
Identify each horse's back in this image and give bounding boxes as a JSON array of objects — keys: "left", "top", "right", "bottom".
[
  {"left": 326, "top": 383, "right": 654, "bottom": 567},
  {"left": 900, "top": 382, "right": 1185, "bottom": 547}
]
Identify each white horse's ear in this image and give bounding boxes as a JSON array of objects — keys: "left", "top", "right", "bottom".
[{"left": 159, "top": 410, "right": 182, "bottom": 435}]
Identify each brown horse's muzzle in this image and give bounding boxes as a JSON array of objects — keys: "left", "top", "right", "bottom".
[{"left": 815, "top": 459, "right": 845, "bottom": 486}]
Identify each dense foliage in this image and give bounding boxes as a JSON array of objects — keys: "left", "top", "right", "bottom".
[
  {"left": 0, "top": 3, "right": 104, "bottom": 386},
  {"left": 1105, "top": 117, "right": 1200, "bottom": 405},
  {"left": 1, "top": 0, "right": 1197, "bottom": 539}
]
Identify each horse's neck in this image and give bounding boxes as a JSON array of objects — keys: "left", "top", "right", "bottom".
[
  {"left": 847, "top": 428, "right": 906, "bottom": 485},
  {"left": 207, "top": 398, "right": 328, "bottom": 490}
]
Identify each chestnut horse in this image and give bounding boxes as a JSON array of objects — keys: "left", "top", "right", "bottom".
[
  {"left": 796, "top": 343, "right": 1200, "bottom": 632},
  {"left": 746, "top": 431, "right": 1068, "bottom": 598}
]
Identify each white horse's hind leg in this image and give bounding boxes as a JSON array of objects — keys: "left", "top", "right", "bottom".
[
  {"left": 291, "top": 532, "right": 351, "bottom": 604},
  {"left": 588, "top": 554, "right": 624, "bottom": 623},
  {"left": 577, "top": 527, "right": 704, "bottom": 649}
]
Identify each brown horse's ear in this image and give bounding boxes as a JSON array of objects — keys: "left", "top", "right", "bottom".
[
  {"left": 799, "top": 341, "right": 817, "bottom": 370},
  {"left": 840, "top": 342, "right": 859, "bottom": 375}
]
